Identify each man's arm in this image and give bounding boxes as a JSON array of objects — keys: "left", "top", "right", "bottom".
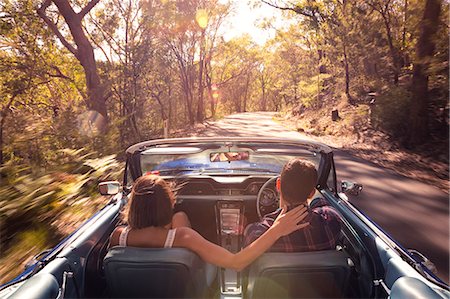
[
  {"left": 306, "top": 207, "right": 342, "bottom": 251},
  {"left": 243, "top": 210, "right": 280, "bottom": 247},
  {"left": 243, "top": 222, "right": 268, "bottom": 247}
]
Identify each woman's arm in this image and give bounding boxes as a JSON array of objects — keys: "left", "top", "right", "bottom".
[{"left": 175, "top": 205, "right": 308, "bottom": 271}]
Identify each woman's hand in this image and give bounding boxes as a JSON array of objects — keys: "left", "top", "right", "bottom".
[{"left": 270, "top": 205, "right": 309, "bottom": 237}]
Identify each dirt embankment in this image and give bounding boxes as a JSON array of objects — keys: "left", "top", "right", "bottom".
[{"left": 275, "top": 105, "right": 449, "bottom": 193}]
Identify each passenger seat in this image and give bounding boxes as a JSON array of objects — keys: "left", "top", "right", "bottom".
[
  {"left": 103, "top": 247, "right": 216, "bottom": 298},
  {"left": 245, "top": 250, "right": 353, "bottom": 298}
]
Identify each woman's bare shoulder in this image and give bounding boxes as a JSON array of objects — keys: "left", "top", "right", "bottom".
[
  {"left": 172, "top": 211, "right": 191, "bottom": 228},
  {"left": 174, "top": 227, "right": 201, "bottom": 246},
  {"left": 109, "top": 226, "right": 126, "bottom": 247}
]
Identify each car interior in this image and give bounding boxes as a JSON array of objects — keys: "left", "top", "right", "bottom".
[
  {"left": 97, "top": 175, "right": 370, "bottom": 299},
  {"left": 4, "top": 140, "right": 448, "bottom": 299}
]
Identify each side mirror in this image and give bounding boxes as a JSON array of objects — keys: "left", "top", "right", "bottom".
[
  {"left": 99, "top": 181, "right": 121, "bottom": 195},
  {"left": 408, "top": 249, "right": 438, "bottom": 274},
  {"left": 341, "top": 180, "right": 363, "bottom": 196},
  {"left": 24, "top": 249, "right": 52, "bottom": 270}
]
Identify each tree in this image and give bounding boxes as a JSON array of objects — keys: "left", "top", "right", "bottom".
[
  {"left": 0, "top": 0, "right": 84, "bottom": 165},
  {"left": 367, "top": 0, "right": 403, "bottom": 85},
  {"left": 261, "top": 0, "right": 352, "bottom": 103},
  {"left": 407, "top": 0, "right": 442, "bottom": 145},
  {"left": 37, "top": 0, "right": 108, "bottom": 127},
  {"left": 212, "top": 35, "right": 259, "bottom": 114}
]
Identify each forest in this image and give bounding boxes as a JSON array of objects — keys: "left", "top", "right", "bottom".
[{"left": 0, "top": 0, "right": 448, "bottom": 283}]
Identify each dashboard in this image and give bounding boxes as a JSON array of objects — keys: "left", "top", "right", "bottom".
[
  {"left": 174, "top": 176, "right": 277, "bottom": 197},
  {"left": 169, "top": 175, "right": 278, "bottom": 243},
  {"left": 173, "top": 176, "right": 279, "bottom": 218}
]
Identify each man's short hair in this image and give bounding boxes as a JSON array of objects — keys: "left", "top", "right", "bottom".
[{"left": 280, "top": 158, "right": 318, "bottom": 205}]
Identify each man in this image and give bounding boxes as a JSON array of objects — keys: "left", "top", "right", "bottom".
[{"left": 244, "top": 158, "right": 342, "bottom": 252}]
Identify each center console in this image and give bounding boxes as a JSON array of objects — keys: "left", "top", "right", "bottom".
[{"left": 215, "top": 200, "right": 245, "bottom": 296}]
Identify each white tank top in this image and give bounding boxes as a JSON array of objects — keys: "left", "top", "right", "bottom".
[{"left": 118, "top": 227, "right": 177, "bottom": 248}]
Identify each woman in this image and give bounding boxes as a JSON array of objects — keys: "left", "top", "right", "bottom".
[{"left": 109, "top": 175, "right": 309, "bottom": 271}]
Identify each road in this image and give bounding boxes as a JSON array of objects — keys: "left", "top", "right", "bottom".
[{"left": 191, "top": 112, "right": 449, "bottom": 282}]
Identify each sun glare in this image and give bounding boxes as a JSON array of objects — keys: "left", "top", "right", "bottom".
[
  {"left": 195, "top": 9, "right": 209, "bottom": 29},
  {"left": 219, "top": 0, "right": 288, "bottom": 45}
]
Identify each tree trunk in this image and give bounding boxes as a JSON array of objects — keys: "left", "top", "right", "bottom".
[
  {"left": 407, "top": 0, "right": 442, "bottom": 145},
  {"left": 205, "top": 62, "right": 215, "bottom": 118},
  {"left": 342, "top": 39, "right": 352, "bottom": 104},
  {"left": 179, "top": 67, "right": 195, "bottom": 125},
  {"left": 243, "top": 74, "right": 250, "bottom": 112},
  {"left": 168, "top": 84, "right": 172, "bottom": 132},
  {"left": 402, "top": 0, "right": 408, "bottom": 49},
  {"left": 261, "top": 88, "right": 266, "bottom": 111},
  {"left": 260, "top": 74, "right": 267, "bottom": 111},
  {"left": 0, "top": 124, "right": 3, "bottom": 167},
  {"left": 381, "top": 13, "right": 401, "bottom": 85},
  {"left": 196, "top": 30, "right": 205, "bottom": 122},
  {"left": 196, "top": 61, "right": 204, "bottom": 122},
  {"left": 38, "top": 0, "right": 108, "bottom": 125}
]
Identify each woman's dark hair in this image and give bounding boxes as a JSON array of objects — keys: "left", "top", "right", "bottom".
[
  {"left": 280, "top": 158, "right": 318, "bottom": 205},
  {"left": 127, "top": 175, "right": 174, "bottom": 229}
]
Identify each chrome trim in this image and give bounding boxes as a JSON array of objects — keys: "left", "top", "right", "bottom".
[
  {"left": 126, "top": 137, "right": 332, "bottom": 155},
  {"left": 323, "top": 189, "right": 448, "bottom": 289}
]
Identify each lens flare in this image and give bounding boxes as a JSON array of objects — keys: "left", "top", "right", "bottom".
[
  {"left": 211, "top": 84, "right": 220, "bottom": 100},
  {"left": 195, "top": 9, "right": 208, "bottom": 29},
  {"left": 77, "top": 110, "right": 106, "bottom": 137}
]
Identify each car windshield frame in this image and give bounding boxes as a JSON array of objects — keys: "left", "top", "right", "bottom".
[{"left": 125, "top": 137, "right": 334, "bottom": 190}]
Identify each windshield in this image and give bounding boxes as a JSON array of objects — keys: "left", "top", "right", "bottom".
[{"left": 139, "top": 142, "right": 320, "bottom": 176}]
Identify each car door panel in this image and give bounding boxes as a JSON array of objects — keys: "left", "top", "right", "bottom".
[{"left": 8, "top": 273, "right": 59, "bottom": 299}]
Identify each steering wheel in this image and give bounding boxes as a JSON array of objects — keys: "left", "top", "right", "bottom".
[{"left": 256, "top": 176, "right": 280, "bottom": 220}]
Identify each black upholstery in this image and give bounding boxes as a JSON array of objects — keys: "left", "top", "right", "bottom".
[
  {"left": 103, "top": 247, "right": 216, "bottom": 298},
  {"left": 246, "top": 250, "right": 352, "bottom": 299}
]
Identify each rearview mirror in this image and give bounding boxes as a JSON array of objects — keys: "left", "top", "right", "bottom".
[
  {"left": 210, "top": 151, "right": 249, "bottom": 162},
  {"left": 99, "top": 181, "right": 121, "bottom": 195},
  {"left": 341, "top": 180, "right": 363, "bottom": 196}
]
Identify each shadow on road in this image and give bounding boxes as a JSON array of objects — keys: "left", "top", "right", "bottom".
[{"left": 335, "top": 150, "right": 449, "bottom": 281}]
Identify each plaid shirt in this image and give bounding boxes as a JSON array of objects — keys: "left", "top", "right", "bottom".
[{"left": 243, "top": 198, "right": 342, "bottom": 252}]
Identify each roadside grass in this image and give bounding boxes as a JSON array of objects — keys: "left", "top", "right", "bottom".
[
  {"left": 0, "top": 226, "right": 53, "bottom": 284},
  {"left": 0, "top": 152, "right": 122, "bottom": 285},
  {"left": 0, "top": 198, "right": 108, "bottom": 285}
]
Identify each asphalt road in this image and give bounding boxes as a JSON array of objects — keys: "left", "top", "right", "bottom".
[{"left": 192, "top": 112, "right": 449, "bottom": 282}]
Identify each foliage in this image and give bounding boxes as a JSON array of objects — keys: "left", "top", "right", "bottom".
[
  {"left": 0, "top": 150, "right": 122, "bottom": 284},
  {"left": 257, "top": 0, "right": 447, "bottom": 145},
  {"left": 371, "top": 86, "right": 412, "bottom": 139}
]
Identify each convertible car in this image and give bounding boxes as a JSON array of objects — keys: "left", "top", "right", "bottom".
[{"left": 0, "top": 137, "right": 448, "bottom": 299}]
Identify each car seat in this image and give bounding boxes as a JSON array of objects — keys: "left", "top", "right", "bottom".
[
  {"left": 245, "top": 250, "right": 353, "bottom": 299},
  {"left": 103, "top": 247, "right": 216, "bottom": 298}
]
